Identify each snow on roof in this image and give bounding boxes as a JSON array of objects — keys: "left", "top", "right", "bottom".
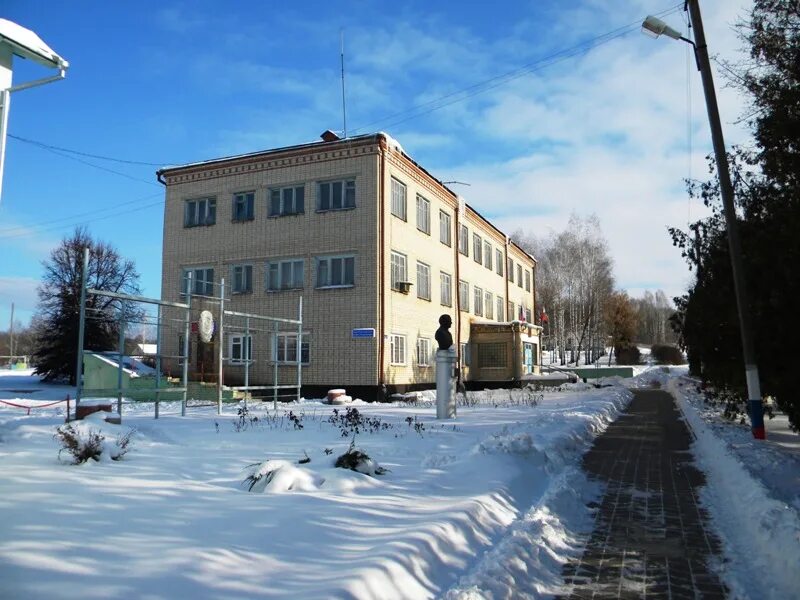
[
  {"left": 0, "top": 19, "right": 68, "bottom": 69},
  {"left": 135, "top": 343, "right": 157, "bottom": 355},
  {"left": 376, "top": 131, "right": 404, "bottom": 154},
  {"left": 88, "top": 353, "right": 155, "bottom": 377}
]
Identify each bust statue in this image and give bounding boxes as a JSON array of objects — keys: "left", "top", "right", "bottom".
[{"left": 435, "top": 314, "right": 453, "bottom": 350}]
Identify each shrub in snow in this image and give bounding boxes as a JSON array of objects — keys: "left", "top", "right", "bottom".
[
  {"left": 54, "top": 423, "right": 135, "bottom": 464},
  {"left": 651, "top": 344, "right": 684, "bottom": 365},
  {"left": 232, "top": 404, "right": 259, "bottom": 432},
  {"left": 55, "top": 424, "right": 103, "bottom": 464},
  {"left": 615, "top": 345, "right": 640, "bottom": 365},
  {"left": 335, "top": 441, "right": 388, "bottom": 476},
  {"left": 328, "top": 407, "right": 391, "bottom": 438},
  {"left": 242, "top": 459, "right": 323, "bottom": 493}
]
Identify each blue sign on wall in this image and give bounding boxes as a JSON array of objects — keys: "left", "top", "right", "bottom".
[{"left": 352, "top": 328, "right": 376, "bottom": 339}]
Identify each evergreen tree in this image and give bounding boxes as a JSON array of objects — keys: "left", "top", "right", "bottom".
[
  {"left": 33, "top": 228, "right": 142, "bottom": 384},
  {"left": 670, "top": 0, "right": 800, "bottom": 429}
]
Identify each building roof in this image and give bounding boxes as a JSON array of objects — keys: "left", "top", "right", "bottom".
[{"left": 157, "top": 132, "right": 536, "bottom": 265}]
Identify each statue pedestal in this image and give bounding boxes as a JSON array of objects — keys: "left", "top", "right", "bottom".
[{"left": 435, "top": 349, "right": 457, "bottom": 419}]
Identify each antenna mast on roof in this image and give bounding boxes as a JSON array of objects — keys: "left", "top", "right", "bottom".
[{"left": 340, "top": 29, "right": 347, "bottom": 139}]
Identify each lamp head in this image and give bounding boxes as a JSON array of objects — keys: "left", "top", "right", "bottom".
[{"left": 642, "top": 15, "right": 683, "bottom": 41}]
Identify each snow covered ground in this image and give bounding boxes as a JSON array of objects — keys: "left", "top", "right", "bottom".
[
  {"left": 659, "top": 369, "right": 800, "bottom": 600},
  {"left": 0, "top": 369, "right": 631, "bottom": 599}
]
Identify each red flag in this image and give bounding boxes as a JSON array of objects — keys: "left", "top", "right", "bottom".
[{"left": 539, "top": 305, "right": 549, "bottom": 325}]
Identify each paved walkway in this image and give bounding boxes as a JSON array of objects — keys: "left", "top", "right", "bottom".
[{"left": 561, "top": 389, "right": 727, "bottom": 599}]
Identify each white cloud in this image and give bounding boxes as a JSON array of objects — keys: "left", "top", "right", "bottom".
[{"left": 0, "top": 276, "right": 39, "bottom": 313}]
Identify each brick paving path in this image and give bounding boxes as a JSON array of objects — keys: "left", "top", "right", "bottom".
[{"left": 561, "top": 389, "right": 727, "bottom": 599}]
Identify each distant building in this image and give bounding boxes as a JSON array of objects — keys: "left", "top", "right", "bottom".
[{"left": 158, "top": 132, "right": 540, "bottom": 400}]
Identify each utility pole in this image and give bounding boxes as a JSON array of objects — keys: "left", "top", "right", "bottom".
[
  {"left": 8, "top": 302, "right": 14, "bottom": 357},
  {"left": 686, "top": 0, "right": 765, "bottom": 439}
]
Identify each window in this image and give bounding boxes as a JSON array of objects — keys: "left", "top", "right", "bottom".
[
  {"left": 181, "top": 267, "right": 214, "bottom": 297},
  {"left": 231, "top": 264, "right": 253, "bottom": 294},
  {"left": 184, "top": 197, "right": 216, "bottom": 227},
  {"left": 485, "top": 291, "right": 493, "bottom": 319},
  {"left": 525, "top": 308, "right": 532, "bottom": 323},
  {"left": 525, "top": 270, "right": 531, "bottom": 292},
  {"left": 459, "top": 224, "right": 469, "bottom": 255},
  {"left": 508, "top": 301, "right": 515, "bottom": 321},
  {"left": 416, "top": 195, "right": 430, "bottom": 234},
  {"left": 497, "top": 296, "right": 504, "bottom": 321},
  {"left": 517, "top": 264, "right": 523, "bottom": 288},
  {"left": 232, "top": 192, "right": 254, "bottom": 221},
  {"left": 178, "top": 335, "right": 190, "bottom": 359},
  {"left": 474, "top": 286, "right": 483, "bottom": 316},
  {"left": 508, "top": 258, "right": 514, "bottom": 282},
  {"left": 390, "top": 251, "right": 408, "bottom": 291},
  {"left": 460, "top": 342, "right": 469, "bottom": 367},
  {"left": 417, "top": 338, "right": 431, "bottom": 367},
  {"left": 316, "top": 255, "right": 355, "bottom": 288},
  {"left": 440, "top": 271, "right": 452, "bottom": 306},
  {"left": 273, "top": 333, "right": 310, "bottom": 364},
  {"left": 391, "top": 178, "right": 407, "bottom": 220},
  {"left": 473, "top": 233, "right": 482, "bottom": 264},
  {"left": 459, "top": 280, "right": 469, "bottom": 312},
  {"left": 229, "top": 334, "right": 252, "bottom": 364},
  {"left": 318, "top": 179, "right": 355, "bottom": 211},
  {"left": 416, "top": 261, "right": 431, "bottom": 300},
  {"left": 390, "top": 334, "right": 406, "bottom": 365},
  {"left": 270, "top": 186, "right": 305, "bottom": 216},
  {"left": 484, "top": 241, "right": 492, "bottom": 270},
  {"left": 439, "top": 210, "right": 452, "bottom": 246},
  {"left": 479, "top": 342, "right": 506, "bottom": 368},
  {"left": 266, "top": 259, "right": 304, "bottom": 291},
  {"left": 496, "top": 249, "right": 504, "bottom": 276}
]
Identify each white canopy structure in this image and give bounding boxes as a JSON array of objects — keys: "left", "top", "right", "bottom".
[{"left": 0, "top": 18, "right": 69, "bottom": 204}]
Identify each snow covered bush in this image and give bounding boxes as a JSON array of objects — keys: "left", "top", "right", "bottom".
[
  {"left": 242, "top": 459, "right": 323, "bottom": 493},
  {"left": 335, "top": 441, "right": 388, "bottom": 476},
  {"left": 54, "top": 423, "right": 135, "bottom": 464},
  {"left": 54, "top": 424, "right": 103, "bottom": 464}
]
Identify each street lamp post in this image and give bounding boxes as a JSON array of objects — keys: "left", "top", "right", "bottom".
[{"left": 643, "top": 1, "right": 765, "bottom": 439}]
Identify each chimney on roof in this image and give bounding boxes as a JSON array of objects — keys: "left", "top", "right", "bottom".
[{"left": 320, "top": 130, "right": 341, "bottom": 142}]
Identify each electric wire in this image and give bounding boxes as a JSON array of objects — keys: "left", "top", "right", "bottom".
[{"left": 7, "top": 134, "right": 168, "bottom": 166}]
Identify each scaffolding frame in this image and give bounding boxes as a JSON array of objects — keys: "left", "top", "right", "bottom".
[{"left": 74, "top": 248, "right": 304, "bottom": 420}]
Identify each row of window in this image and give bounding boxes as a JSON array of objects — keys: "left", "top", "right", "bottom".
[
  {"left": 388, "top": 249, "right": 531, "bottom": 321},
  {"left": 183, "top": 179, "right": 356, "bottom": 227},
  {"left": 390, "top": 177, "right": 532, "bottom": 292},
  {"left": 181, "top": 255, "right": 356, "bottom": 296}
]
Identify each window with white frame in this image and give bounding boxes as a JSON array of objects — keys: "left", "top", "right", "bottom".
[
  {"left": 459, "top": 224, "right": 469, "bottom": 255},
  {"left": 508, "top": 301, "right": 515, "bottom": 321},
  {"left": 391, "top": 178, "right": 407, "bottom": 220},
  {"left": 181, "top": 267, "right": 214, "bottom": 297},
  {"left": 316, "top": 255, "right": 355, "bottom": 288},
  {"left": 460, "top": 342, "right": 469, "bottom": 367},
  {"left": 417, "top": 337, "right": 431, "bottom": 367},
  {"left": 459, "top": 280, "right": 469, "bottom": 312},
  {"left": 273, "top": 333, "right": 310, "bottom": 364},
  {"left": 517, "top": 264, "right": 523, "bottom": 287},
  {"left": 439, "top": 210, "right": 452, "bottom": 246},
  {"left": 266, "top": 259, "right": 304, "bottom": 291},
  {"left": 231, "top": 264, "right": 253, "bottom": 294},
  {"left": 416, "top": 195, "right": 430, "bottom": 234},
  {"left": 508, "top": 258, "right": 514, "bottom": 282},
  {"left": 484, "top": 241, "right": 492, "bottom": 270},
  {"left": 440, "top": 271, "right": 452, "bottom": 306},
  {"left": 496, "top": 249, "right": 504, "bottom": 276},
  {"left": 229, "top": 334, "right": 252, "bottom": 364},
  {"left": 269, "top": 185, "right": 305, "bottom": 216},
  {"left": 485, "top": 290, "right": 493, "bottom": 319},
  {"left": 474, "top": 286, "right": 483, "bottom": 316},
  {"left": 525, "top": 270, "right": 531, "bottom": 292},
  {"left": 390, "top": 333, "right": 406, "bottom": 365},
  {"left": 525, "top": 307, "right": 532, "bottom": 323},
  {"left": 416, "top": 261, "right": 431, "bottom": 300},
  {"left": 390, "top": 251, "right": 408, "bottom": 291},
  {"left": 473, "top": 233, "right": 482, "bottom": 264},
  {"left": 318, "top": 179, "right": 355, "bottom": 211},
  {"left": 497, "top": 296, "right": 504, "bottom": 321},
  {"left": 184, "top": 197, "right": 216, "bottom": 227},
  {"left": 232, "top": 192, "right": 254, "bottom": 221}
]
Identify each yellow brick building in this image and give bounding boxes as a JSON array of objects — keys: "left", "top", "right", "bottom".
[{"left": 158, "top": 132, "right": 540, "bottom": 400}]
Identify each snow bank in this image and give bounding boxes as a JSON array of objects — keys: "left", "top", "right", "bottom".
[{"left": 668, "top": 376, "right": 800, "bottom": 600}]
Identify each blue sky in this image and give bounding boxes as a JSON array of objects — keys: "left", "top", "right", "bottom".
[{"left": 0, "top": 0, "right": 752, "bottom": 328}]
